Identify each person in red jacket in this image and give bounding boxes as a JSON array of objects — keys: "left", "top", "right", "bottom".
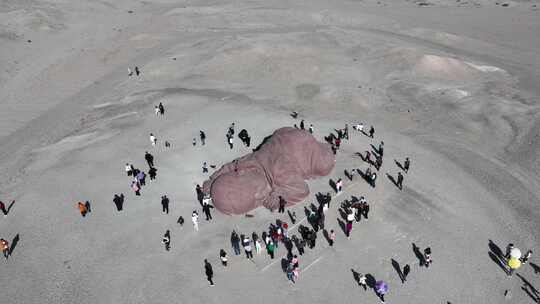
[{"left": 1, "top": 238, "right": 9, "bottom": 259}]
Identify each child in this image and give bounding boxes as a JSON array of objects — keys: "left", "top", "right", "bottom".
[{"left": 329, "top": 229, "right": 336, "bottom": 246}]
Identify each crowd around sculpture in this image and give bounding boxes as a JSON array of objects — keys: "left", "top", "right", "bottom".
[{"left": 203, "top": 127, "right": 336, "bottom": 215}]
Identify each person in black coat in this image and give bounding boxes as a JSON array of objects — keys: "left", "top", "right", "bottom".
[{"left": 204, "top": 259, "right": 214, "bottom": 286}]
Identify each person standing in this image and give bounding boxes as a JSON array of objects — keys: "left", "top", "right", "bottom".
[
  {"left": 378, "top": 141, "right": 384, "bottom": 158},
  {"left": 125, "top": 163, "right": 133, "bottom": 176},
  {"left": 505, "top": 243, "right": 514, "bottom": 260},
  {"left": 344, "top": 124, "right": 349, "bottom": 140},
  {"left": 161, "top": 195, "right": 169, "bottom": 214},
  {"left": 346, "top": 221, "right": 353, "bottom": 238},
  {"left": 231, "top": 231, "right": 241, "bottom": 255},
  {"left": 397, "top": 172, "right": 404, "bottom": 190},
  {"left": 0, "top": 201, "right": 8, "bottom": 216},
  {"left": 150, "top": 133, "right": 157, "bottom": 147},
  {"left": 196, "top": 184, "right": 204, "bottom": 205},
  {"left": 144, "top": 151, "right": 154, "bottom": 168},
  {"left": 136, "top": 170, "right": 146, "bottom": 186},
  {"left": 192, "top": 211, "right": 199, "bottom": 231},
  {"left": 227, "top": 135, "right": 233, "bottom": 149},
  {"left": 220, "top": 249, "right": 228, "bottom": 266},
  {"left": 243, "top": 236, "right": 253, "bottom": 259},
  {"left": 402, "top": 264, "right": 410, "bottom": 282},
  {"left": 177, "top": 216, "right": 184, "bottom": 226},
  {"left": 371, "top": 172, "right": 377, "bottom": 187},
  {"left": 154, "top": 106, "right": 160, "bottom": 116},
  {"left": 369, "top": 126, "right": 375, "bottom": 138},
  {"left": 329, "top": 229, "right": 336, "bottom": 246},
  {"left": 520, "top": 250, "right": 532, "bottom": 264},
  {"left": 267, "top": 240, "right": 275, "bottom": 259},
  {"left": 1, "top": 238, "right": 9, "bottom": 259},
  {"left": 336, "top": 178, "right": 343, "bottom": 193},
  {"left": 135, "top": 66, "right": 140, "bottom": 76},
  {"left": 148, "top": 167, "right": 157, "bottom": 180},
  {"left": 403, "top": 157, "right": 410, "bottom": 173},
  {"left": 202, "top": 162, "right": 208, "bottom": 173},
  {"left": 200, "top": 131, "right": 206, "bottom": 145},
  {"left": 162, "top": 230, "right": 171, "bottom": 251},
  {"left": 278, "top": 196, "right": 286, "bottom": 213},
  {"left": 158, "top": 102, "right": 165, "bottom": 115},
  {"left": 192, "top": 138, "right": 197, "bottom": 146},
  {"left": 309, "top": 124, "right": 314, "bottom": 134},
  {"left": 202, "top": 201, "right": 213, "bottom": 221},
  {"left": 358, "top": 274, "right": 367, "bottom": 290},
  {"left": 204, "top": 259, "right": 214, "bottom": 286},
  {"left": 424, "top": 247, "right": 432, "bottom": 267},
  {"left": 77, "top": 202, "right": 88, "bottom": 217},
  {"left": 300, "top": 120, "right": 305, "bottom": 130},
  {"left": 128, "top": 67, "right": 133, "bottom": 76},
  {"left": 255, "top": 239, "right": 262, "bottom": 254}
]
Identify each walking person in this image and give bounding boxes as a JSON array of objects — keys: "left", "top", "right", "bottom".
[
  {"left": 150, "top": 133, "right": 157, "bottom": 147},
  {"left": 113, "top": 194, "right": 124, "bottom": 211},
  {"left": 200, "top": 131, "right": 206, "bottom": 145},
  {"left": 135, "top": 66, "right": 140, "bottom": 76},
  {"left": 371, "top": 172, "right": 377, "bottom": 187},
  {"left": 144, "top": 151, "right": 154, "bottom": 168},
  {"left": 309, "top": 124, "right": 314, "bottom": 134},
  {"left": 196, "top": 184, "right": 204, "bottom": 205},
  {"left": 397, "top": 172, "right": 404, "bottom": 190},
  {"left": 278, "top": 196, "right": 286, "bottom": 213},
  {"left": 402, "top": 264, "right": 410, "bottom": 282},
  {"left": 300, "top": 119, "right": 305, "bottom": 130},
  {"left": 329, "top": 229, "right": 336, "bottom": 246},
  {"left": 158, "top": 102, "right": 164, "bottom": 115},
  {"left": 77, "top": 202, "right": 88, "bottom": 217},
  {"left": 286, "top": 263, "right": 296, "bottom": 283},
  {"left": 220, "top": 249, "right": 228, "bottom": 266},
  {"left": 162, "top": 230, "right": 171, "bottom": 251},
  {"left": 1, "top": 238, "right": 9, "bottom": 259},
  {"left": 128, "top": 67, "right": 133, "bottom": 76},
  {"left": 378, "top": 141, "right": 384, "bottom": 158},
  {"left": 202, "top": 162, "right": 208, "bottom": 173},
  {"left": 403, "top": 157, "right": 410, "bottom": 173},
  {"left": 161, "top": 195, "right": 169, "bottom": 214},
  {"left": 148, "top": 167, "right": 157, "bottom": 180},
  {"left": 192, "top": 138, "right": 197, "bottom": 146},
  {"left": 192, "top": 211, "right": 199, "bottom": 231},
  {"left": 204, "top": 259, "right": 214, "bottom": 286},
  {"left": 154, "top": 106, "right": 160, "bottom": 116}
]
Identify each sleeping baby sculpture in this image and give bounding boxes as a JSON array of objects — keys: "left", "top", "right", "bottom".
[{"left": 202, "top": 127, "right": 335, "bottom": 215}]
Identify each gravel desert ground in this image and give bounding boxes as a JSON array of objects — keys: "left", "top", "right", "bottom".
[{"left": 1, "top": 0, "right": 540, "bottom": 303}]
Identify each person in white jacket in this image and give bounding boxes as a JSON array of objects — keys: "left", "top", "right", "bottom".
[
  {"left": 150, "top": 133, "right": 157, "bottom": 146},
  {"left": 192, "top": 211, "right": 199, "bottom": 231}
]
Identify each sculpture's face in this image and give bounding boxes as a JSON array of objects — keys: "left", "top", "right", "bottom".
[{"left": 203, "top": 127, "right": 335, "bottom": 215}]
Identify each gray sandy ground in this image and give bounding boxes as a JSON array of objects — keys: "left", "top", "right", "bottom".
[{"left": 1, "top": 0, "right": 540, "bottom": 303}]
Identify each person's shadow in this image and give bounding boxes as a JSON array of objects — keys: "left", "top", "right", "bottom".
[
  {"left": 280, "top": 258, "right": 289, "bottom": 273},
  {"left": 395, "top": 159, "right": 405, "bottom": 171},
  {"left": 337, "top": 219, "right": 347, "bottom": 236},
  {"left": 516, "top": 273, "right": 540, "bottom": 302},
  {"left": 344, "top": 170, "right": 353, "bottom": 181},
  {"left": 329, "top": 179, "right": 337, "bottom": 193},
  {"left": 370, "top": 144, "right": 382, "bottom": 157},
  {"left": 7, "top": 200, "right": 15, "bottom": 214},
  {"left": 365, "top": 273, "right": 376, "bottom": 289},
  {"left": 488, "top": 239, "right": 509, "bottom": 274},
  {"left": 530, "top": 262, "right": 540, "bottom": 274},
  {"left": 10, "top": 234, "right": 20, "bottom": 256},
  {"left": 386, "top": 173, "right": 399, "bottom": 189},
  {"left": 85, "top": 201, "right": 91, "bottom": 213},
  {"left": 351, "top": 269, "right": 360, "bottom": 283},
  {"left": 391, "top": 258, "right": 404, "bottom": 283},
  {"left": 338, "top": 208, "right": 348, "bottom": 221},
  {"left": 322, "top": 229, "right": 331, "bottom": 245},
  {"left": 412, "top": 243, "right": 425, "bottom": 266}
]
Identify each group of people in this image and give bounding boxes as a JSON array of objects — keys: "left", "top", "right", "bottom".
[{"left": 504, "top": 243, "right": 533, "bottom": 277}]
